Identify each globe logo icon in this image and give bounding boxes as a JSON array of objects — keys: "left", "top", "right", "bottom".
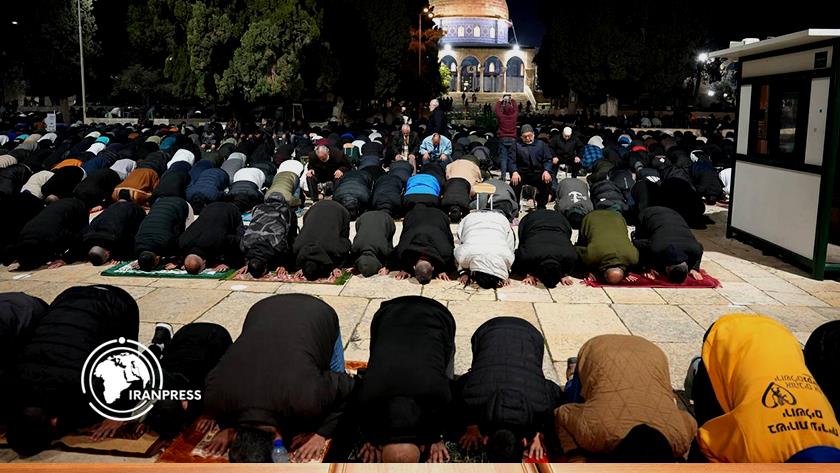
[{"left": 81, "top": 337, "right": 163, "bottom": 421}]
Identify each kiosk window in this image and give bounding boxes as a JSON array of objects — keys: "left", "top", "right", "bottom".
[
  {"left": 748, "top": 77, "right": 810, "bottom": 162},
  {"left": 778, "top": 91, "right": 799, "bottom": 153}
]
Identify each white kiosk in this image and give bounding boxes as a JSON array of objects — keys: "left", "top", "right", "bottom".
[{"left": 711, "top": 29, "right": 840, "bottom": 279}]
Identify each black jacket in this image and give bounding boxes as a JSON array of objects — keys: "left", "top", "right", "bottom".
[
  {"left": 511, "top": 140, "right": 552, "bottom": 174},
  {"left": 590, "top": 180, "right": 629, "bottom": 214},
  {"left": 333, "top": 170, "right": 373, "bottom": 217},
  {"left": 441, "top": 178, "right": 471, "bottom": 215},
  {"left": 554, "top": 178, "right": 593, "bottom": 216},
  {"left": 0, "top": 293, "right": 48, "bottom": 381},
  {"left": 551, "top": 134, "right": 584, "bottom": 164},
  {"left": 8, "top": 285, "right": 138, "bottom": 427},
  {"left": 512, "top": 210, "right": 578, "bottom": 285},
  {"left": 241, "top": 194, "right": 298, "bottom": 267},
  {"left": 633, "top": 206, "right": 703, "bottom": 271},
  {"left": 388, "top": 161, "right": 413, "bottom": 185},
  {"left": 293, "top": 200, "right": 351, "bottom": 272},
  {"left": 0, "top": 164, "right": 32, "bottom": 198},
  {"left": 658, "top": 178, "right": 706, "bottom": 228},
  {"left": 151, "top": 166, "right": 192, "bottom": 204},
  {"left": 227, "top": 180, "right": 263, "bottom": 213},
  {"left": 135, "top": 197, "right": 189, "bottom": 257},
  {"left": 429, "top": 108, "right": 448, "bottom": 136},
  {"left": 83, "top": 201, "right": 147, "bottom": 261},
  {"left": 204, "top": 295, "right": 354, "bottom": 437},
  {"left": 73, "top": 168, "right": 122, "bottom": 209},
  {"left": 178, "top": 202, "right": 243, "bottom": 266},
  {"left": 393, "top": 205, "right": 455, "bottom": 274},
  {"left": 456, "top": 317, "right": 563, "bottom": 438},
  {"left": 357, "top": 296, "right": 456, "bottom": 445},
  {"left": 352, "top": 211, "right": 396, "bottom": 276},
  {"left": 41, "top": 166, "right": 85, "bottom": 199},
  {"left": 12, "top": 197, "right": 88, "bottom": 268},
  {"left": 371, "top": 174, "right": 404, "bottom": 217},
  {"left": 308, "top": 147, "right": 351, "bottom": 183}
]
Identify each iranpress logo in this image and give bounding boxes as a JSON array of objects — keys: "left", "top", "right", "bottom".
[{"left": 81, "top": 338, "right": 202, "bottom": 422}]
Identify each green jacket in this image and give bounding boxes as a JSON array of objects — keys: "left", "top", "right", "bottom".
[
  {"left": 266, "top": 171, "right": 301, "bottom": 208},
  {"left": 576, "top": 210, "right": 639, "bottom": 271}
]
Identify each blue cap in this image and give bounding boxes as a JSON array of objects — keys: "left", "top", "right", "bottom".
[{"left": 273, "top": 439, "right": 284, "bottom": 448}]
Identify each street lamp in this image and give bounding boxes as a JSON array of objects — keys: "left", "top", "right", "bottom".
[
  {"left": 707, "top": 90, "right": 716, "bottom": 97},
  {"left": 512, "top": 44, "right": 520, "bottom": 51},
  {"left": 418, "top": 5, "right": 435, "bottom": 78},
  {"left": 10, "top": 20, "right": 18, "bottom": 25},
  {"left": 77, "top": 0, "right": 87, "bottom": 123},
  {"left": 697, "top": 52, "right": 709, "bottom": 63}
]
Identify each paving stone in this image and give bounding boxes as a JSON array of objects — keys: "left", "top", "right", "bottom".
[
  {"left": 0, "top": 279, "right": 49, "bottom": 294},
  {"left": 421, "top": 279, "right": 495, "bottom": 301},
  {"left": 748, "top": 305, "right": 832, "bottom": 334},
  {"left": 613, "top": 305, "right": 705, "bottom": 343},
  {"left": 193, "top": 292, "right": 276, "bottom": 340},
  {"left": 604, "top": 288, "right": 666, "bottom": 305},
  {"left": 122, "top": 286, "right": 157, "bottom": 300},
  {"left": 657, "top": 342, "right": 700, "bottom": 391},
  {"left": 339, "top": 274, "right": 421, "bottom": 298},
  {"left": 679, "top": 304, "right": 754, "bottom": 328},
  {"left": 82, "top": 275, "right": 158, "bottom": 287},
  {"left": 321, "top": 296, "right": 371, "bottom": 348},
  {"left": 716, "top": 282, "right": 782, "bottom": 305},
  {"left": 654, "top": 288, "right": 729, "bottom": 306},
  {"left": 150, "top": 279, "right": 224, "bottom": 290},
  {"left": 20, "top": 282, "right": 77, "bottom": 304},
  {"left": 349, "top": 299, "right": 386, "bottom": 342},
  {"left": 548, "top": 284, "right": 611, "bottom": 304},
  {"left": 217, "top": 280, "right": 283, "bottom": 293},
  {"left": 496, "top": 280, "right": 553, "bottom": 302},
  {"left": 534, "top": 303, "right": 628, "bottom": 362},
  {"left": 783, "top": 277, "right": 840, "bottom": 294},
  {"left": 745, "top": 277, "right": 807, "bottom": 294},
  {"left": 699, "top": 261, "right": 743, "bottom": 283},
  {"left": 137, "top": 288, "right": 229, "bottom": 325},
  {"left": 812, "top": 292, "right": 840, "bottom": 307},
  {"left": 343, "top": 338, "right": 370, "bottom": 364},
  {"left": 765, "top": 291, "right": 830, "bottom": 307},
  {"left": 448, "top": 300, "right": 539, "bottom": 338},
  {"left": 453, "top": 335, "right": 474, "bottom": 376},
  {"left": 812, "top": 307, "right": 840, "bottom": 321},
  {"left": 275, "top": 282, "right": 344, "bottom": 296},
  {"left": 26, "top": 264, "right": 103, "bottom": 282}
]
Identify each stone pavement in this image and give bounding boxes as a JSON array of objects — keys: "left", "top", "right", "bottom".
[{"left": 2, "top": 208, "right": 840, "bottom": 463}]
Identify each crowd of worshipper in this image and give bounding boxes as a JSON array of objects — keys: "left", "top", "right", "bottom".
[
  {"left": 0, "top": 97, "right": 734, "bottom": 287},
  {"left": 0, "top": 289, "right": 838, "bottom": 463}
]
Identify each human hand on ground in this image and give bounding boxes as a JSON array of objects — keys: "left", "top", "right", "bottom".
[
  {"left": 624, "top": 274, "right": 638, "bottom": 283},
  {"left": 359, "top": 442, "right": 381, "bottom": 463},
  {"left": 459, "top": 425, "right": 483, "bottom": 453},
  {"left": 195, "top": 417, "right": 217, "bottom": 433},
  {"left": 644, "top": 269, "right": 659, "bottom": 280},
  {"left": 542, "top": 171, "right": 552, "bottom": 184},
  {"left": 291, "top": 433, "right": 326, "bottom": 463},
  {"left": 523, "top": 274, "right": 539, "bottom": 286},
  {"left": 90, "top": 419, "right": 126, "bottom": 441},
  {"left": 561, "top": 276, "right": 575, "bottom": 286},
  {"left": 205, "top": 428, "right": 235, "bottom": 457},
  {"left": 334, "top": 170, "right": 344, "bottom": 179},
  {"left": 394, "top": 271, "right": 410, "bottom": 280},
  {"left": 552, "top": 157, "right": 559, "bottom": 166},
  {"left": 164, "top": 262, "right": 178, "bottom": 270},
  {"left": 690, "top": 269, "right": 703, "bottom": 280},
  {"left": 306, "top": 169, "right": 315, "bottom": 177},
  {"left": 377, "top": 267, "right": 390, "bottom": 276},
  {"left": 437, "top": 272, "right": 451, "bottom": 282},
  {"left": 47, "top": 260, "right": 66, "bottom": 270},
  {"left": 427, "top": 441, "right": 450, "bottom": 463},
  {"left": 525, "top": 432, "right": 545, "bottom": 460}
]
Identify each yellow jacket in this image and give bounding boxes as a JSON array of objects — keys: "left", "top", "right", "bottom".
[{"left": 699, "top": 314, "right": 840, "bottom": 462}]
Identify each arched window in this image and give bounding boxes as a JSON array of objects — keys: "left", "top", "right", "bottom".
[
  {"left": 474, "top": 26, "right": 481, "bottom": 38},
  {"left": 458, "top": 26, "right": 465, "bottom": 37},
  {"left": 490, "top": 27, "right": 495, "bottom": 39},
  {"left": 450, "top": 62, "right": 456, "bottom": 72}
]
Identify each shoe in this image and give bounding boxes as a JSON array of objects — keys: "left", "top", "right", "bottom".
[{"left": 151, "top": 322, "right": 173, "bottom": 351}]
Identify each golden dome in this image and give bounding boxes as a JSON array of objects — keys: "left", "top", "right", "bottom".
[{"left": 430, "top": 0, "right": 509, "bottom": 20}]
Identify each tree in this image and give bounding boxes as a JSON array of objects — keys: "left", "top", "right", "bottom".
[
  {"left": 439, "top": 64, "right": 452, "bottom": 91},
  {"left": 112, "top": 64, "right": 172, "bottom": 106}
]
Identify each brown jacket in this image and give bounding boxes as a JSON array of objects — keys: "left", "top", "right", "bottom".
[
  {"left": 445, "top": 160, "right": 482, "bottom": 195},
  {"left": 112, "top": 168, "right": 160, "bottom": 205},
  {"left": 554, "top": 335, "right": 696, "bottom": 459}
]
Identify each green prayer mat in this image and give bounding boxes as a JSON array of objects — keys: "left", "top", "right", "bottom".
[{"left": 101, "top": 261, "right": 236, "bottom": 280}]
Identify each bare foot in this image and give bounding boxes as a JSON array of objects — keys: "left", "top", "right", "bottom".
[
  {"left": 46, "top": 260, "right": 66, "bottom": 270},
  {"left": 213, "top": 264, "right": 229, "bottom": 272}
]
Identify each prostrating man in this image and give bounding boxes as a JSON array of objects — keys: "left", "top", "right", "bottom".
[
  {"left": 403, "top": 173, "right": 441, "bottom": 210},
  {"left": 8, "top": 197, "right": 88, "bottom": 270},
  {"left": 293, "top": 200, "right": 351, "bottom": 281},
  {"left": 632, "top": 206, "right": 704, "bottom": 283},
  {"left": 151, "top": 162, "right": 192, "bottom": 204},
  {"left": 659, "top": 177, "right": 707, "bottom": 229},
  {"left": 73, "top": 167, "right": 122, "bottom": 210},
  {"left": 83, "top": 200, "right": 147, "bottom": 266},
  {"left": 390, "top": 205, "right": 455, "bottom": 284},
  {"left": 554, "top": 178, "right": 593, "bottom": 229},
  {"left": 266, "top": 171, "right": 302, "bottom": 208},
  {"left": 371, "top": 174, "right": 405, "bottom": 218},
  {"left": 575, "top": 210, "right": 639, "bottom": 285},
  {"left": 186, "top": 165, "right": 230, "bottom": 214},
  {"left": 41, "top": 166, "right": 85, "bottom": 202},
  {"left": 0, "top": 293, "right": 48, "bottom": 388},
  {"left": 134, "top": 197, "right": 191, "bottom": 272},
  {"left": 352, "top": 210, "right": 396, "bottom": 277},
  {"left": 454, "top": 210, "right": 515, "bottom": 289},
  {"left": 442, "top": 157, "right": 482, "bottom": 223},
  {"left": 513, "top": 210, "right": 578, "bottom": 288},
  {"left": 455, "top": 317, "right": 564, "bottom": 462},
  {"left": 177, "top": 202, "right": 244, "bottom": 275},
  {"left": 240, "top": 194, "right": 298, "bottom": 279},
  {"left": 472, "top": 178, "right": 521, "bottom": 222},
  {"left": 356, "top": 296, "right": 456, "bottom": 463},
  {"left": 333, "top": 169, "right": 373, "bottom": 220},
  {"left": 203, "top": 295, "right": 354, "bottom": 462},
  {"left": 306, "top": 145, "right": 350, "bottom": 202},
  {"left": 418, "top": 133, "right": 453, "bottom": 168},
  {"left": 228, "top": 167, "right": 267, "bottom": 213},
  {"left": 510, "top": 125, "right": 553, "bottom": 209},
  {"left": 555, "top": 335, "right": 697, "bottom": 462},
  {"left": 5, "top": 285, "right": 139, "bottom": 457},
  {"left": 112, "top": 165, "right": 160, "bottom": 206}
]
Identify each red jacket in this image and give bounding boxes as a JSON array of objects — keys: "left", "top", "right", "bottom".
[{"left": 495, "top": 99, "right": 518, "bottom": 138}]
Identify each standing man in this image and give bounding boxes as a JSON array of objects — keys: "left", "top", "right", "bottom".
[
  {"left": 428, "top": 99, "right": 448, "bottom": 137},
  {"left": 510, "top": 125, "right": 553, "bottom": 210},
  {"left": 495, "top": 95, "right": 518, "bottom": 181}
]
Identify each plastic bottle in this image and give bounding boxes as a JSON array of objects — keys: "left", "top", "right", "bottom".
[{"left": 271, "top": 439, "right": 289, "bottom": 463}]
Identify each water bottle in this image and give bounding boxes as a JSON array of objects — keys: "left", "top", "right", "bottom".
[{"left": 271, "top": 439, "right": 289, "bottom": 463}]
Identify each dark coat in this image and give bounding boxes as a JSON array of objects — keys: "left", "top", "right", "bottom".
[
  {"left": 472, "top": 179, "right": 520, "bottom": 222},
  {"left": 372, "top": 174, "right": 404, "bottom": 217},
  {"left": 134, "top": 197, "right": 189, "bottom": 257},
  {"left": 308, "top": 147, "right": 351, "bottom": 183},
  {"left": 555, "top": 178, "right": 593, "bottom": 217},
  {"left": 204, "top": 295, "right": 354, "bottom": 437},
  {"left": 352, "top": 210, "right": 396, "bottom": 277},
  {"left": 137, "top": 151, "right": 169, "bottom": 177},
  {"left": 81, "top": 150, "right": 118, "bottom": 177},
  {"left": 388, "top": 161, "right": 414, "bottom": 185},
  {"left": 333, "top": 170, "right": 373, "bottom": 217},
  {"left": 9, "top": 285, "right": 138, "bottom": 427},
  {"left": 659, "top": 178, "right": 706, "bottom": 228},
  {"left": 241, "top": 194, "right": 298, "bottom": 267},
  {"left": 429, "top": 108, "right": 448, "bottom": 136},
  {"left": 691, "top": 160, "right": 724, "bottom": 202},
  {"left": 511, "top": 140, "right": 553, "bottom": 174},
  {"left": 0, "top": 164, "right": 32, "bottom": 198},
  {"left": 0, "top": 293, "right": 48, "bottom": 381},
  {"left": 441, "top": 178, "right": 471, "bottom": 215},
  {"left": 186, "top": 168, "right": 230, "bottom": 211},
  {"left": 457, "top": 317, "right": 563, "bottom": 437},
  {"left": 41, "top": 166, "right": 85, "bottom": 199},
  {"left": 0, "top": 192, "right": 44, "bottom": 265},
  {"left": 151, "top": 168, "right": 191, "bottom": 204},
  {"left": 12, "top": 197, "right": 88, "bottom": 268},
  {"left": 357, "top": 296, "right": 456, "bottom": 445},
  {"left": 576, "top": 210, "right": 639, "bottom": 272},
  {"left": 513, "top": 210, "right": 578, "bottom": 287},
  {"left": 83, "top": 201, "right": 147, "bottom": 261},
  {"left": 633, "top": 206, "right": 703, "bottom": 271},
  {"left": 191, "top": 159, "right": 215, "bottom": 183},
  {"left": 587, "top": 160, "right": 615, "bottom": 185},
  {"left": 227, "top": 180, "right": 263, "bottom": 213},
  {"left": 551, "top": 134, "right": 584, "bottom": 164},
  {"left": 293, "top": 200, "right": 351, "bottom": 274},
  {"left": 393, "top": 205, "right": 455, "bottom": 274},
  {"left": 590, "top": 180, "right": 629, "bottom": 214},
  {"left": 178, "top": 202, "right": 243, "bottom": 266},
  {"left": 73, "top": 169, "right": 122, "bottom": 209}
]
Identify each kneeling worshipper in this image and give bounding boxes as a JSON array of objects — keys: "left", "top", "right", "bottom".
[
  {"left": 632, "top": 206, "right": 704, "bottom": 283},
  {"left": 692, "top": 314, "right": 840, "bottom": 462},
  {"left": 454, "top": 210, "right": 515, "bottom": 289},
  {"left": 293, "top": 200, "right": 351, "bottom": 281},
  {"left": 83, "top": 200, "right": 147, "bottom": 266},
  {"left": 4, "top": 285, "right": 139, "bottom": 457},
  {"left": 355, "top": 296, "right": 456, "bottom": 463},
  {"left": 134, "top": 197, "right": 192, "bottom": 272},
  {"left": 7, "top": 197, "right": 88, "bottom": 270},
  {"left": 177, "top": 202, "right": 244, "bottom": 274},
  {"left": 575, "top": 210, "right": 639, "bottom": 285},
  {"left": 555, "top": 334, "right": 697, "bottom": 462},
  {"left": 333, "top": 169, "right": 374, "bottom": 220},
  {"left": 454, "top": 317, "right": 564, "bottom": 462},
  {"left": 203, "top": 295, "right": 354, "bottom": 462},
  {"left": 240, "top": 194, "right": 298, "bottom": 279},
  {"left": 390, "top": 205, "right": 455, "bottom": 284},
  {"left": 351, "top": 210, "right": 396, "bottom": 277},
  {"left": 266, "top": 170, "right": 302, "bottom": 208},
  {"left": 512, "top": 209, "right": 579, "bottom": 288},
  {"left": 403, "top": 173, "right": 441, "bottom": 210}
]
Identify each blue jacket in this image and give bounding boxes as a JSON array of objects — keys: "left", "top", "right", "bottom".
[
  {"left": 186, "top": 168, "right": 230, "bottom": 203},
  {"left": 404, "top": 174, "right": 441, "bottom": 197}
]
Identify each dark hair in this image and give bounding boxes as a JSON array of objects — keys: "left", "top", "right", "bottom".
[
  {"left": 471, "top": 271, "right": 501, "bottom": 290},
  {"left": 302, "top": 260, "right": 325, "bottom": 281},
  {"left": 248, "top": 259, "right": 267, "bottom": 279},
  {"left": 7, "top": 407, "right": 55, "bottom": 457},
  {"left": 414, "top": 260, "right": 434, "bottom": 285},
  {"left": 229, "top": 426, "right": 274, "bottom": 463},
  {"left": 138, "top": 251, "right": 158, "bottom": 272},
  {"left": 567, "top": 211, "right": 584, "bottom": 230},
  {"left": 145, "top": 400, "right": 187, "bottom": 440},
  {"left": 448, "top": 206, "right": 463, "bottom": 223},
  {"left": 87, "top": 246, "right": 108, "bottom": 266},
  {"left": 665, "top": 263, "right": 689, "bottom": 284},
  {"left": 189, "top": 196, "right": 206, "bottom": 214},
  {"left": 536, "top": 260, "right": 563, "bottom": 289},
  {"left": 487, "top": 429, "right": 522, "bottom": 463},
  {"left": 118, "top": 189, "right": 131, "bottom": 201},
  {"left": 612, "top": 424, "right": 674, "bottom": 462}
]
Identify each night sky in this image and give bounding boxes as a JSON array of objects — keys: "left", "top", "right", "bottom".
[{"left": 509, "top": 0, "right": 544, "bottom": 47}]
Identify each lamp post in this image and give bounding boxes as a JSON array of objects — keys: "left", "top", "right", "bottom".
[
  {"left": 694, "top": 52, "right": 709, "bottom": 103},
  {"left": 419, "top": 5, "right": 434, "bottom": 78},
  {"left": 77, "top": 0, "right": 87, "bottom": 123}
]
